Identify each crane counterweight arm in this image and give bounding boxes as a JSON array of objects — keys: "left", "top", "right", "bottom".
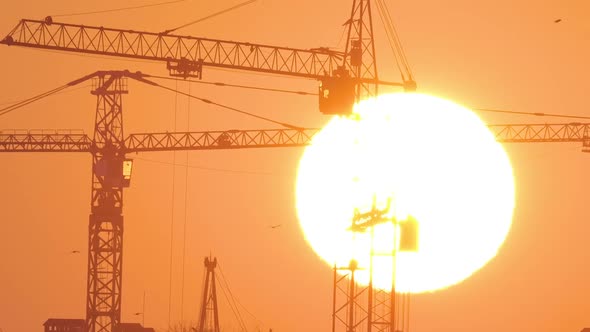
[
  {"left": 1, "top": 18, "right": 344, "bottom": 80},
  {"left": 0, "top": 130, "right": 91, "bottom": 152}
]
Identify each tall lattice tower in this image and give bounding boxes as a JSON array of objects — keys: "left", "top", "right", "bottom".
[
  {"left": 332, "top": 195, "right": 418, "bottom": 332},
  {"left": 197, "top": 257, "right": 220, "bottom": 332}
]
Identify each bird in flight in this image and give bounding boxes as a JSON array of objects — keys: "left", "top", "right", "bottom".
[
  {"left": 71, "top": 250, "right": 80, "bottom": 254},
  {"left": 554, "top": 18, "right": 562, "bottom": 23},
  {"left": 269, "top": 224, "right": 282, "bottom": 229}
]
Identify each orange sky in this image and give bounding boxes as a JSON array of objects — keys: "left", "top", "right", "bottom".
[{"left": 0, "top": 0, "right": 589, "bottom": 332}]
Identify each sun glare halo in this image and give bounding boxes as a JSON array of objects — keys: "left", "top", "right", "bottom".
[{"left": 295, "top": 93, "right": 515, "bottom": 293}]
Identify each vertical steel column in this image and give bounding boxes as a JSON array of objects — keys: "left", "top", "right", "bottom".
[
  {"left": 332, "top": 260, "right": 369, "bottom": 332},
  {"left": 343, "top": 0, "right": 379, "bottom": 100},
  {"left": 332, "top": 265, "right": 338, "bottom": 332},
  {"left": 86, "top": 73, "right": 128, "bottom": 332},
  {"left": 331, "top": 1, "right": 381, "bottom": 331},
  {"left": 347, "top": 261, "right": 356, "bottom": 332}
]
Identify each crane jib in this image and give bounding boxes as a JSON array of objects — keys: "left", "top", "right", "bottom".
[
  {"left": 1, "top": 18, "right": 345, "bottom": 79},
  {"left": 1, "top": 124, "right": 590, "bottom": 153},
  {"left": 1, "top": 18, "right": 404, "bottom": 83}
]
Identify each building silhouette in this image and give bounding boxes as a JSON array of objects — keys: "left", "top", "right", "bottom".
[
  {"left": 43, "top": 319, "right": 85, "bottom": 332},
  {"left": 43, "top": 319, "right": 155, "bottom": 332}
]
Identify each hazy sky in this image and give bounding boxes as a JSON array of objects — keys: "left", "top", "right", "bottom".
[{"left": 0, "top": 0, "right": 589, "bottom": 332}]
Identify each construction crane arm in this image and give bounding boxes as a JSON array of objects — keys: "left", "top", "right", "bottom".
[
  {"left": 2, "top": 124, "right": 589, "bottom": 153},
  {"left": 0, "top": 128, "right": 319, "bottom": 152},
  {"left": 0, "top": 130, "right": 92, "bottom": 152},
  {"left": 488, "top": 123, "right": 590, "bottom": 144},
  {"left": 124, "top": 128, "right": 319, "bottom": 153},
  {"left": 0, "top": 18, "right": 372, "bottom": 81}
]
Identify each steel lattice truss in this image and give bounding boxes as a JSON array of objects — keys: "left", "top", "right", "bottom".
[
  {"left": 0, "top": 130, "right": 91, "bottom": 152},
  {"left": 346, "top": 0, "right": 379, "bottom": 98},
  {"left": 1, "top": 124, "right": 589, "bottom": 153},
  {"left": 488, "top": 123, "right": 590, "bottom": 144},
  {"left": 124, "top": 128, "right": 319, "bottom": 152},
  {"left": 2, "top": 19, "right": 344, "bottom": 80},
  {"left": 0, "top": 0, "right": 585, "bottom": 329}
]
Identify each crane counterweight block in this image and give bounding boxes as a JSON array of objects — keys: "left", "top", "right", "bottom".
[
  {"left": 399, "top": 216, "right": 419, "bottom": 252},
  {"left": 319, "top": 67, "right": 356, "bottom": 115}
]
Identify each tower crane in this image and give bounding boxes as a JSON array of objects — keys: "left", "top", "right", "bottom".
[
  {"left": 1, "top": 1, "right": 589, "bottom": 332},
  {"left": 0, "top": 1, "right": 413, "bottom": 331},
  {"left": 0, "top": 69, "right": 319, "bottom": 332},
  {"left": 0, "top": 0, "right": 415, "bottom": 116}
]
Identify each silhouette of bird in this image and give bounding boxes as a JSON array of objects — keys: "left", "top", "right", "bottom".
[
  {"left": 134, "top": 312, "right": 142, "bottom": 316},
  {"left": 554, "top": 18, "right": 562, "bottom": 23},
  {"left": 71, "top": 250, "right": 80, "bottom": 254},
  {"left": 269, "top": 224, "right": 282, "bottom": 229}
]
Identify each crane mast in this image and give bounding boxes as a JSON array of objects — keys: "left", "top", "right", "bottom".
[
  {"left": 344, "top": 0, "right": 379, "bottom": 98},
  {"left": 1, "top": 1, "right": 587, "bottom": 332}
]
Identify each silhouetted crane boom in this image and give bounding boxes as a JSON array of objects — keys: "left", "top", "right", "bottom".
[
  {"left": 0, "top": 130, "right": 91, "bottom": 152},
  {"left": 1, "top": 18, "right": 351, "bottom": 80},
  {"left": 488, "top": 123, "right": 590, "bottom": 144},
  {"left": 2, "top": 124, "right": 589, "bottom": 153},
  {"left": 124, "top": 128, "right": 318, "bottom": 152},
  {"left": 0, "top": 128, "right": 319, "bottom": 152}
]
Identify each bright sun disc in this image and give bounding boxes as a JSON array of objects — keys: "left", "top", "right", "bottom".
[{"left": 296, "top": 93, "right": 515, "bottom": 293}]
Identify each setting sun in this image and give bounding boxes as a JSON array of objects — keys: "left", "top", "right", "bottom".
[{"left": 296, "top": 93, "right": 515, "bottom": 293}]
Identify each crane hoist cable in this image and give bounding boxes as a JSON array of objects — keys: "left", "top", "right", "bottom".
[
  {"left": 374, "top": 0, "right": 404, "bottom": 81},
  {"left": 3, "top": 77, "right": 590, "bottom": 123},
  {"left": 217, "top": 262, "right": 251, "bottom": 332},
  {"left": 217, "top": 262, "right": 265, "bottom": 327},
  {"left": 160, "top": 0, "right": 257, "bottom": 35},
  {"left": 396, "top": 292, "right": 411, "bottom": 332},
  {"left": 383, "top": 0, "right": 413, "bottom": 80},
  {"left": 134, "top": 156, "right": 279, "bottom": 176},
  {"left": 474, "top": 108, "right": 590, "bottom": 120},
  {"left": 0, "top": 84, "right": 71, "bottom": 117},
  {"left": 147, "top": 75, "right": 318, "bottom": 96},
  {"left": 0, "top": 84, "right": 90, "bottom": 107},
  {"left": 150, "top": 81, "right": 305, "bottom": 129},
  {"left": 407, "top": 294, "right": 411, "bottom": 331},
  {"left": 374, "top": 0, "right": 413, "bottom": 82},
  {"left": 0, "top": 72, "right": 306, "bottom": 131},
  {"left": 214, "top": 272, "right": 248, "bottom": 331},
  {"left": 51, "top": 0, "right": 187, "bottom": 18},
  {"left": 179, "top": 81, "right": 191, "bottom": 322},
  {"left": 167, "top": 79, "right": 180, "bottom": 330}
]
